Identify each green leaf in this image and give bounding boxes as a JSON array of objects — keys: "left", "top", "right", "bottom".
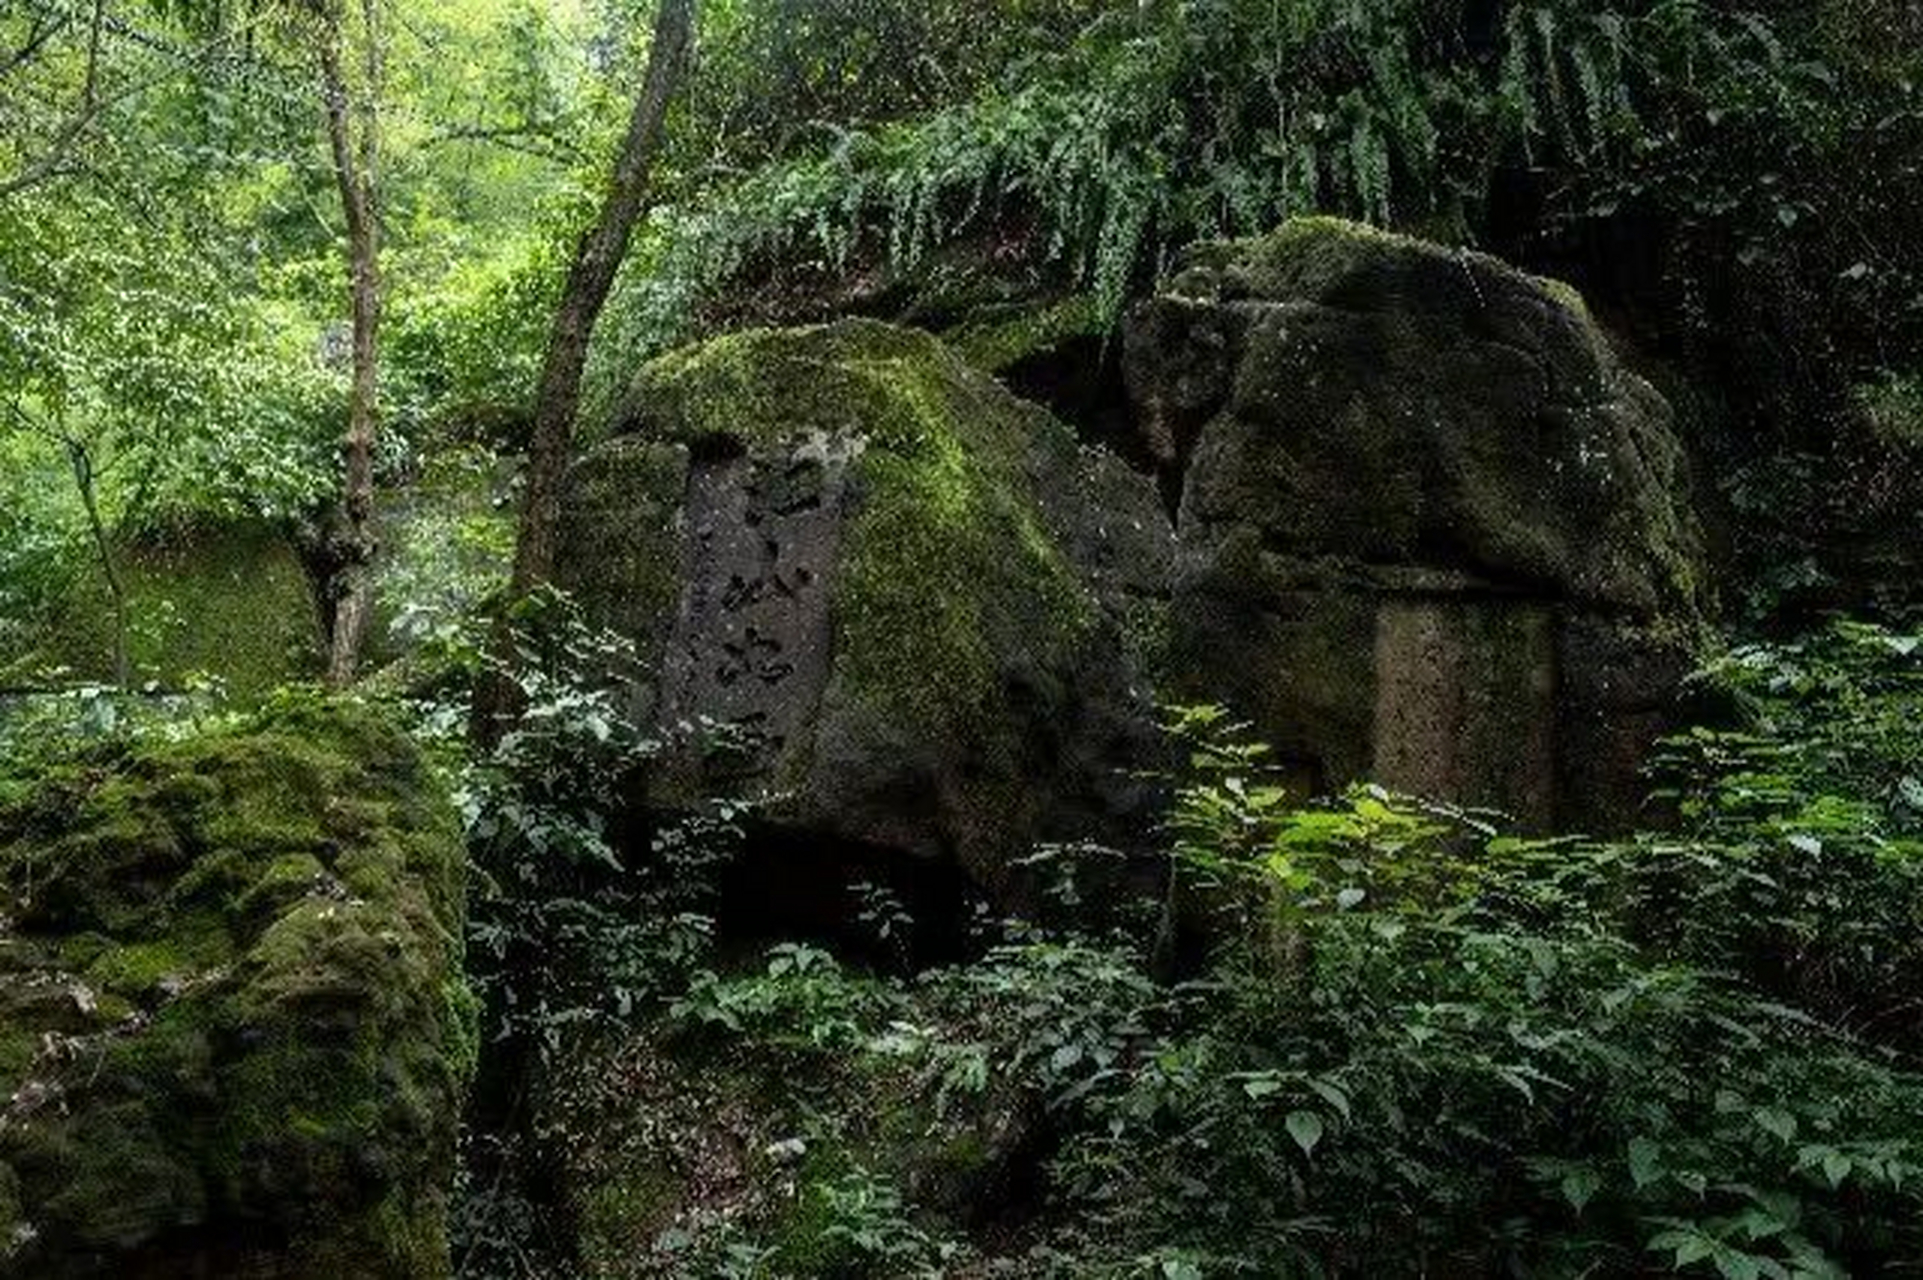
[
  {"left": 1309, "top": 1078, "right": 1352, "bottom": 1122},
  {"left": 1755, "top": 1107, "right": 1798, "bottom": 1142},
  {"left": 1651, "top": 1228, "right": 1717, "bottom": 1267},
  {"left": 1561, "top": 1167, "right": 1602, "bottom": 1213},
  {"left": 1628, "top": 1137, "right": 1662, "bottom": 1189},
  {"left": 1285, "top": 1109, "right": 1325, "bottom": 1156}
]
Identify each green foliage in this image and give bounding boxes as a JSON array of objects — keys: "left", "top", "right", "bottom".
[
  {"left": 441, "top": 590, "right": 737, "bottom": 1058},
  {"left": 596, "top": 0, "right": 1922, "bottom": 404},
  {"left": 590, "top": 624, "right": 1923, "bottom": 1275},
  {"left": 674, "top": 943, "right": 906, "bottom": 1058},
  {"left": 439, "top": 587, "right": 754, "bottom": 1278},
  {"left": 0, "top": 183, "right": 339, "bottom": 551},
  {"left": 0, "top": 0, "right": 596, "bottom": 663},
  {"left": 686, "top": 0, "right": 1106, "bottom": 172},
  {"left": 384, "top": 229, "right": 571, "bottom": 448},
  {"left": 372, "top": 447, "right": 516, "bottom": 664}
]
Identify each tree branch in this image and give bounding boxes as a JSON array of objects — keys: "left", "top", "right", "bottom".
[
  {"left": 424, "top": 123, "right": 585, "bottom": 165},
  {"left": 0, "top": 0, "right": 270, "bottom": 199},
  {"left": 0, "top": 0, "right": 104, "bottom": 197},
  {"left": 0, "top": 9, "right": 68, "bottom": 81}
]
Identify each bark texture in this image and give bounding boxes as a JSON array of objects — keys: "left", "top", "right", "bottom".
[
  {"left": 473, "top": 0, "right": 694, "bottom": 740},
  {"left": 318, "top": 0, "right": 383, "bottom": 687}
]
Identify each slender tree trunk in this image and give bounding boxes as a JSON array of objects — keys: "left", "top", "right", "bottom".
[
  {"left": 471, "top": 0, "right": 694, "bottom": 742},
  {"left": 65, "top": 437, "right": 129, "bottom": 687},
  {"left": 317, "top": 0, "right": 381, "bottom": 687},
  {"left": 510, "top": 0, "right": 692, "bottom": 592}
]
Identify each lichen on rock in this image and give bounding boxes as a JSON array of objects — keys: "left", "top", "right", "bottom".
[{"left": 0, "top": 698, "right": 473, "bottom": 1278}]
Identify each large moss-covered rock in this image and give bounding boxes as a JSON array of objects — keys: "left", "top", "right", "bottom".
[
  {"left": 558, "top": 320, "right": 1172, "bottom": 896},
  {"left": 13, "top": 522, "right": 323, "bottom": 693},
  {"left": 0, "top": 700, "right": 473, "bottom": 1277},
  {"left": 1128, "top": 218, "right": 1706, "bottom": 829}
]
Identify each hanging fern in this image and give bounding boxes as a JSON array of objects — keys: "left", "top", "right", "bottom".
[{"left": 584, "top": 0, "right": 1920, "bottom": 408}]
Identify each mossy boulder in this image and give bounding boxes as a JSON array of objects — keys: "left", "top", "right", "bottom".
[
  {"left": 1129, "top": 217, "right": 1707, "bottom": 829},
  {"left": 12, "top": 521, "right": 322, "bottom": 694},
  {"left": 558, "top": 320, "right": 1172, "bottom": 898},
  {"left": 0, "top": 699, "right": 472, "bottom": 1277}
]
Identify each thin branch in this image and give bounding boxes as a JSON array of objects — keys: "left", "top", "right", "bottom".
[
  {"left": 423, "top": 123, "right": 585, "bottom": 165},
  {"left": 0, "top": 0, "right": 103, "bottom": 197},
  {"left": 0, "top": 1, "right": 277, "bottom": 199},
  {"left": 3, "top": 398, "right": 43, "bottom": 435},
  {"left": 0, "top": 9, "right": 68, "bottom": 81}
]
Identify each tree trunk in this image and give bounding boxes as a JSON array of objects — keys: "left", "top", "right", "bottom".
[
  {"left": 65, "top": 437, "right": 130, "bottom": 688},
  {"left": 317, "top": 0, "right": 382, "bottom": 687},
  {"left": 471, "top": 0, "right": 694, "bottom": 741}
]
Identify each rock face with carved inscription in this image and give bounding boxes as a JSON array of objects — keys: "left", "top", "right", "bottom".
[
  {"left": 1128, "top": 218, "right": 1706, "bottom": 831},
  {"left": 557, "top": 320, "right": 1173, "bottom": 897}
]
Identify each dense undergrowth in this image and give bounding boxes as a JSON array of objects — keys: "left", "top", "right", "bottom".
[
  {"left": 5, "top": 610, "right": 1916, "bottom": 1276},
  {"left": 426, "top": 603, "right": 1923, "bottom": 1277}
]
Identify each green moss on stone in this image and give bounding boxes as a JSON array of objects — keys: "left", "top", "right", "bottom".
[
  {"left": 1531, "top": 272, "right": 1595, "bottom": 324},
  {"left": 625, "top": 320, "right": 1099, "bottom": 755},
  {"left": 17, "top": 521, "right": 321, "bottom": 692},
  {"left": 552, "top": 436, "right": 692, "bottom": 654},
  {"left": 1196, "top": 215, "right": 1606, "bottom": 342},
  {"left": 948, "top": 293, "right": 1105, "bottom": 373},
  {"left": 0, "top": 699, "right": 469, "bottom": 1277},
  {"left": 0, "top": 1026, "right": 36, "bottom": 1091},
  {"left": 833, "top": 343, "right": 1098, "bottom": 740},
  {"left": 1858, "top": 373, "right": 1923, "bottom": 448},
  {"left": 1184, "top": 214, "right": 1426, "bottom": 298},
  {"left": 83, "top": 928, "right": 227, "bottom": 997}
]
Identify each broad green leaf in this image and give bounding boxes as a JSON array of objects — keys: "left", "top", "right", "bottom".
[
  {"left": 1286, "top": 1109, "right": 1324, "bottom": 1156},
  {"left": 1628, "top": 1137, "right": 1662, "bottom": 1189}
]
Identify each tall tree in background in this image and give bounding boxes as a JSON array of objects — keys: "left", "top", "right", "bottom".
[
  {"left": 473, "top": 0, "right": 695, "bottom": 737},
  {"left": 313, "top": 0, "right": 384, "bottom": 686}
]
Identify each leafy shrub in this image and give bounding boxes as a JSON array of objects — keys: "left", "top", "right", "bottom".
[
  {"left": 444, "top": 589, "right": 745, "bottom": 1059},
  {"left": 441, "top": 589, "right": 751, "bottom": 1277},
  {"left": 601, "top": 0, "right": 1920, "bottom": 352},
  {"left": 598, "top": 624, "right": 1923, "bottom": 1276},
  {"left": 674, "top": 943, "right": 907, "bottom": 1057}
]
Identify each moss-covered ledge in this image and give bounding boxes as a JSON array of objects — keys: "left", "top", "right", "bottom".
[{"left": 0, "top": 697, "right": 474, "bottom": 1278}]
